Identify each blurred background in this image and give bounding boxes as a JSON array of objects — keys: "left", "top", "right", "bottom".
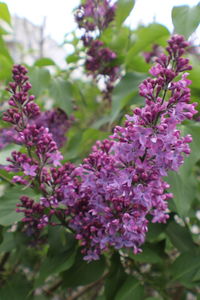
[{"left": 3, "top": 0, "right": 200, "bottom": 66}]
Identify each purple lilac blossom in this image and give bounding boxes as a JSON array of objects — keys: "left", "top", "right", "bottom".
[
  {"left": 3, "top": 36, "right": 197, "bottom": 261},
  {"left": 2, "top": 65, "right": 64, "bottom": 230},
  {"left": 0, "top": 109, "right": 73, "bottom": 151},
  {"left": 32, "top": 109, "right": 74, "bottom": 148},
  {"left": 75, "top": 0, "right": 116, "bottom": 40},
  {"left": 0, "top": 127, "right": 19, "bottom": 150},
  {"left": 74, "top": 0, "right": 119, "bottom": 102},
  {"left": 67, "top": 35, "right": 197, "bottom": 261},
  {"left": 85, "top": 40, "right": 119, "bottom": 101}
]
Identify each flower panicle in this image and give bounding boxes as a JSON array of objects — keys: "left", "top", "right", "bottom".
[
  {"left": 3, "top": 36, "right": 198, "bottom": 262},
  {"left": 68, "top": 34, "right": 198, "bottom": 261}
]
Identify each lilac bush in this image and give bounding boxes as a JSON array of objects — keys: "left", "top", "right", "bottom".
[{"left": 2, "top": 35, "right": 197, "bottom": 262}]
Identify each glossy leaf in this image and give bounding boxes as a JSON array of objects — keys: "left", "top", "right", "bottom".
[
  {"left": 126, "top": 24, "right": 169, "bottom": 65},
  {"left": 62, "top": 252, "right": 106, "bottom": 287},
  {"left": 166, "top": 220, "right": 196, "bottom": 253},
  {"left": 29, "top": 67, "right": 51, "bottom": 97},
  {"left": 115, "top": 0, "right": 135, "bottom": 27},
  {"left": 34, "top": 57, "right": 56, "bottom": 67},
  {"left": 115, "top": 276, "right": 144, "bottom": 300},
  {"left": 50, "top": 78, "right": 73, "bottom": 115},
  {"left": 35, "top": 247, "right": 77, "bottom": 287},
  {"left": 129, "top": 243, "right": 162, "bottom": 264},
  {"left": 0, "top": 273, "right": 32, "bottom": 300},
  {"left": 0, "top": 3, "right": 11, "bottom": 25},
  {"left": 170, "top": 251, "right": 200, "bottom": 286},
  {"left": 0, "top": 186, "right": 35, "bottom": 226},
  {"left": 105, "top": 253, "right": 127, "bottom": 300},
  {"left": 110, "top": 72, "right": 146, "bottom": 123},
  {"left": 167, "top": 122, "right": 200, "bottom": 216},
  {"left": 172, "top": 4, "right": 200, "bottom": 39}
]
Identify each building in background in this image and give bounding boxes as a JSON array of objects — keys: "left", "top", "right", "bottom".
[{"left": 5, "top": 16, "right": 67, "bottom": 67}]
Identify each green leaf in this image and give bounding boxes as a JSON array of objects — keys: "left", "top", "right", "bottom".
[
  {"left": 62, "top": 252, "right": 106, "bottom": 287},
  {"left": 0, "top": 186, "right": 35, "bottom": 226},
  {"left": 66, "top": 53, "right": 79, "bottom": 64},
  {"left": 50, "top": 78, "right": 73, "bottom": 115},
  {"left": 79, "top": 128, "right": 109, "bottom": 154},
  {"left": 0, "top": 3, "right": 11, "bottom": 25},
  {"left": 126, "top": 24, "right": 169, "bottom": 65},
  {"left": 126, "top": 54, "right": 149, "bottom": 72},
  {"left": 0, "top": 273, "right": 32, "bottom": 300},
  {"left": 0, "top": 231, "right": 15, "bottom": 252},
  {"left": 29, "top": 67, "right": 51, "bottom": 97},
  {"left": 0, "top": 25, "right": 9, "bottom": 35},
  {"left": 34, "top": 57, "right": 56, "bottom": 67},
  {"left": 180, "top": 122, "right": 200, "bottom": 174},
  {"left": 115, "top": 0, "right": 135, "bottom": 27},
  {"left": 146, "top": 222, "right": 166, "bottom": 242},
  {"left": 166, "top": 220, "right": 196, "bottom": 253},
  {"left": 65, "top": 128, "right": 109, "bottom": 161},
  {"left": 101, "top": 27, "right": 131, "bottom": 57},
  {"left": 115, "top": 276, "right": 144, "bottom": 300},
  {"left": 193, "top": 268, "right": 200, "bottom": 282},
  {"left": 129, "top": 243, "right": 162, "bottom": 264},
  {"left": 189, "top": 60, "right": 200, "bottom": 90},
  {"left": 170, "top": 251, "right": 200, "bottom": 286},
  {"left": 105, "top": 253, "right": 127, "bottom": 300},
  {"left": 35, "top": 247, "right": 77, "bottom": 287},
  {"left": 145, "top": 298, "right": 162, "bottom": 300},
  {"left": 167, "top": 122, "right": 200, "bottom": 216},
  {"left": 111, "top": 72, "right": 146, "bottom": 123},
  {"left": 172, "top": 4, "right": 200, "bottom": 39},
  {"left": 166, "top": 171, "right": 194, "bottom": 217}
]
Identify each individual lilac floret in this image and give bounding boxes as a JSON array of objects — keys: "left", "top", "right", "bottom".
[{"left": 69, "top": 35, "right": 198, "bottom": 261}]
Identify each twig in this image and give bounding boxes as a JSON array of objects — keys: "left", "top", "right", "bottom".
[
  {"left": 43, "top": 279, "right": 63, "bottom": 296},
  {"left": 67, "top": 272, "right": 108, "bottom": 300},
  {"left": 0, "top": 252, "right": 10, "bottom": 271}
]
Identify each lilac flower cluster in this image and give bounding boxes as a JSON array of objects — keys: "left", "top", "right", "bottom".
[
  {"left": 0, "top": 109, "right": 72, "bottom": 151},
  {"left": 3, "top": 65, "right": 40, "bottom": 130},
  {"left": 85, "top": 40, "right": 119, "bottom": 101},
  {"left": 75, "top": 0, "right": 116, "bottom": 44},
  {"left": 2, "top": 35, "right": 197, "bottom": 262},
  {"left": 2, "top": 65, "right": 63, "bottom": 193},
  {"left": 0, "top": 127, "right": 18, "bottom": 150},
  {"left": 67, "top": 35, "right": 197, "bottom": 260},
  {"left": 74, "top": 0, "right": 119, "bottom": 102},
  {"left": 32, "top": 109, "right": 74, "bottom": 148}
]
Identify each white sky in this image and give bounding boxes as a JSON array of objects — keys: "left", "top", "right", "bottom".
[{"left": 3, "top": 0, "right": 200, "bottom": 44}]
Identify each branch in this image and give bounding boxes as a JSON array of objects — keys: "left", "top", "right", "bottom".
[
  {"left": 67, "top": 272, "right": 108, "bottom": 300},
  {"left": 0, "top": 252, "right": 10, "bottom": 271}
]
